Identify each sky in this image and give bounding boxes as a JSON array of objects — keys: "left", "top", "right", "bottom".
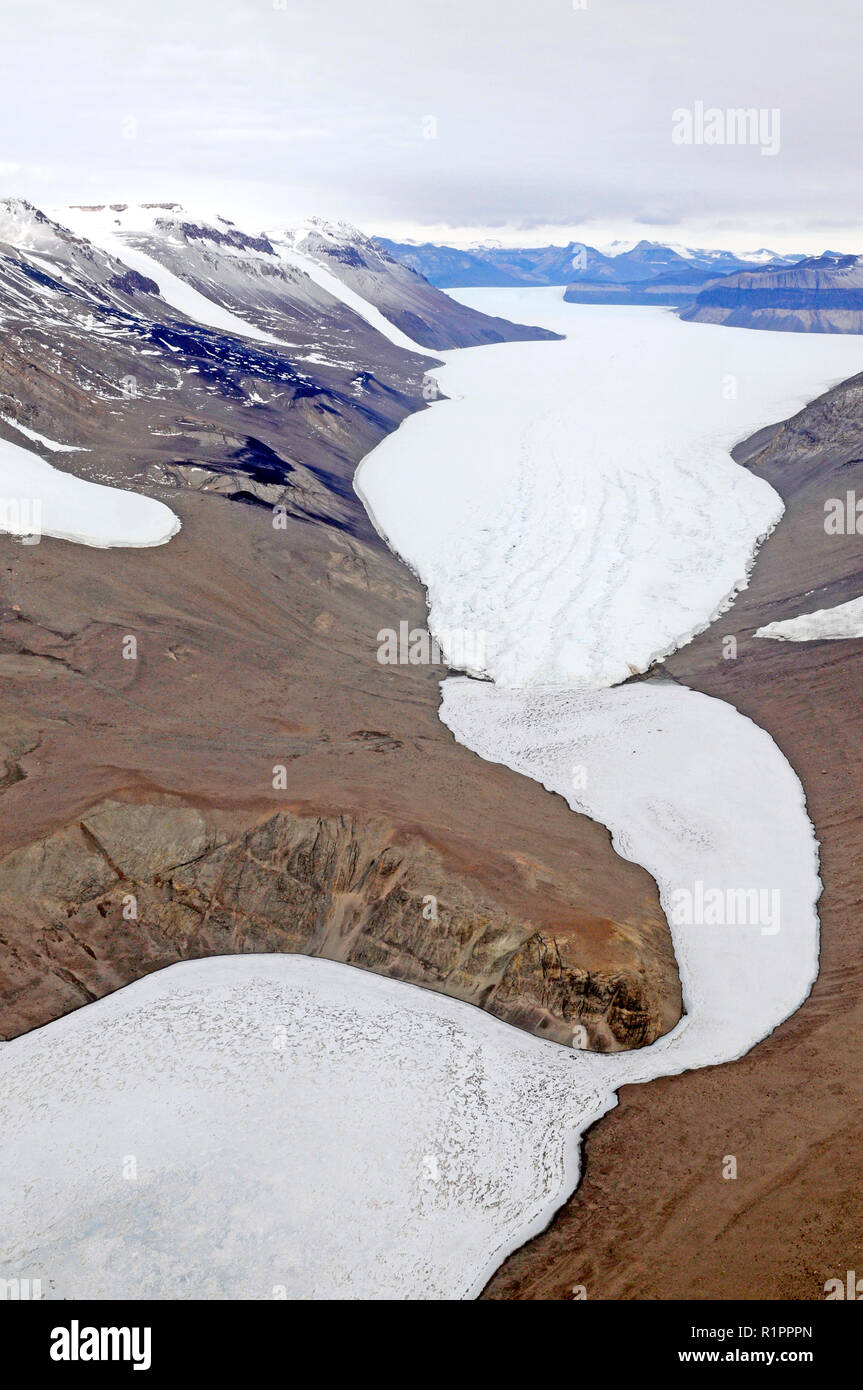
[{"left": 1, "top": 0, "right": 861, "bottom": 252}]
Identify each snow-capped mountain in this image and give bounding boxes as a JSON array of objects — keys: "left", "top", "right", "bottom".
[
  {"left": 0, "top": 198, "right": 555, "bottom": 538},
  {"left": 59, "top": 205, "right": 556, "bottom": 354},
  {"left": 268, "top": 217, "right": 556, "bottom": 349}
]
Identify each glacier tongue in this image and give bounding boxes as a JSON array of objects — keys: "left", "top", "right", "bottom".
[{"left": 356, "top": 289, "right": 863, "bottom": 687}]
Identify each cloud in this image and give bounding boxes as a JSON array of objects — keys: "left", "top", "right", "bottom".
[{"left": 0, "top": 0, "right": 858, "bottom": 246}]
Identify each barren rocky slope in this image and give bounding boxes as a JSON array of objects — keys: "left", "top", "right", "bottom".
[
  {"left": 275, "top": 219, "right": 563, "bottom": 349},
  {"left": 485, "top": 370, "right": 863, "bottom": 1299},
  {"left": 0, "top": 202, "right": 678, "bottom": 1051},
  {"left": 681, "top": 253, "right": 863, "bottom": 332}
]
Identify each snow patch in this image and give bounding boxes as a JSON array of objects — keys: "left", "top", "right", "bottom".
[
  {"left": 0, "top": 436, "right": 179, "bottom": 548},
  {"left": 756, "top": 595, "right": 863, "bottom": 641},
  {"left": 0, "top": 415, "right": 84, "bottom": 452},
  {"left": 271, "top": 231, "right": 426, "bottom": 353}
]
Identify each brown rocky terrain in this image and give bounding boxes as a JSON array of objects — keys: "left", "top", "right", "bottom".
[
  {"left": 0, "top": 205, "right": 679, "bottom": 1054},
  {"left": 484, "top": 368, "right": 863, "bottom": 1299},
  {"left": 19, "top": 203, "right": 861, "bottom": 1302},
  {"left": 0, "top": 451, "right": 678, "bottom": 1053}
]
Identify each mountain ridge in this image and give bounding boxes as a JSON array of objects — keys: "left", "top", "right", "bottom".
[{"left": 375, "top": 233, "right": 805, "bottom": 289}]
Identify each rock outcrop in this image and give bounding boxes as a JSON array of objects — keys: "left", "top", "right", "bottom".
[
  {"left": 0, "top": 799, "right": 668, "bottom": 1051},
  {"left": 680, "top": 254, "right": 863, "bottom": 332}
]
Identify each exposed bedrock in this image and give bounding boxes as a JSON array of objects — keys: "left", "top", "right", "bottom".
[
  {"left": 680, "top": 254, "right": 863, "bottom": 332},
  {"left": 0, "top": 799, "right": 670, "bottom": 1051},
  {"left": 0, "top": 465, "right": 681, "bottom": 1059},
  {"left": 0, "top": 460, "right": 680, "bottom": 1051}
]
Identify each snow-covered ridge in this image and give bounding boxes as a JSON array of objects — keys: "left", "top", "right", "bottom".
[
  {"left": 88, "top": 234, "right": 289, "bottom": 347},
  {"left": 56, "top": 202, "right": 426, "bottom": 353},
  {"left": 0, "top": 198, "right": 74, "bottom": 252},
  {"left": 57, "top": 203, "right": 292, "bottom": 346},
  {"left": 268, "top": 229, "right": 425, "bottom": 352},
  {"left": 598, "top": 238, "right": 789, "bottom": 262},
  {"left": 279, "top": 214, "right": 378, "bottom": 254}
]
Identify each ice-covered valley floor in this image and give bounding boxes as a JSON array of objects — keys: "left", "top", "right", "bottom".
[
  {"left": 441, "top": 677, "right": 820, "bottom": 1075},
  {"left": 1, "top": 287, "right": 850, "bottom": 1301},
  {"left": 358, "top": 289, "right": 863, "bottom": 686},
  {"left": 352, "top": 289, "right": 847, "bottom": 1292}
]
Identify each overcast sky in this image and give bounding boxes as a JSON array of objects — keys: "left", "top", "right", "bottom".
[{"left": 2, "top": 0, "right": 861, "bottom": 251}]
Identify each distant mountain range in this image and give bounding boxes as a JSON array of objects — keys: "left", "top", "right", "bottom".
[
  {"left": 376, "top": 234, "right": 863, "bottom": 332},
  {"left": 374, "top": 236, "right": 804, "bottom": 291}
]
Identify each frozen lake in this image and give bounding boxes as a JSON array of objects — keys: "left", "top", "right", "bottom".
[{"left": 0, "top": 955, "right": 608, "bottom": 1301}]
